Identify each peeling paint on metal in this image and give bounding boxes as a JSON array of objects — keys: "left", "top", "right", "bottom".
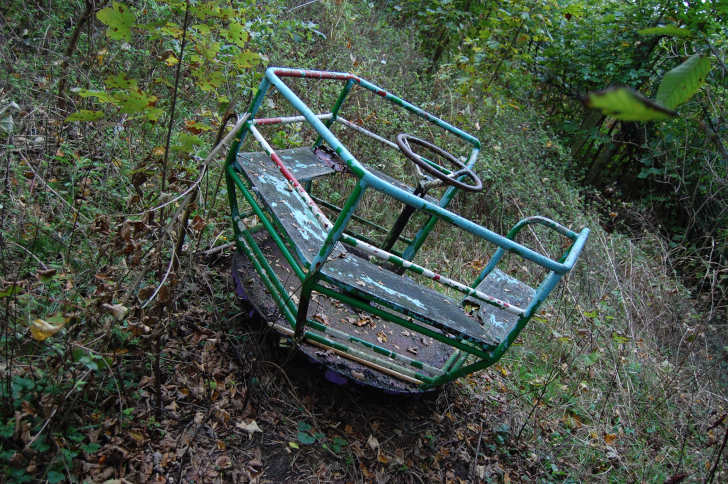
[
  {"left": 359, "top": 274, "right": 426, "bottom": 310},
  {"left": 259, "top": 172, "right": 325, "bottom": 243}
]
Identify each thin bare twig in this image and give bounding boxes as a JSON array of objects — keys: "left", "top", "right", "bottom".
[
  {"left": 197, "top": 241, "right": 234, "bottom": 256},
  {"left": 20, "top": 155, "right": 91, "bottom": 222},
  {"left": 161, "top": 0, "right": 190, "bottom": 195},
  {"left": 116, "top": 113, "right": 249, "bottom": 218},
  {"left": 140, "top": 239, "right": 176, "bottom": 309},
  {"left": 8, "top": 241, "right": 49, "bottom": 270}
]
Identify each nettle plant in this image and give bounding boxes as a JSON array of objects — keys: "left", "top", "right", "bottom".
[{"left": 67, "top": 0, "right": 265, "bottom": 155}]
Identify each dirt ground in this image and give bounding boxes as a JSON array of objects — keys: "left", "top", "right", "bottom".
[{"left": 99, "top": 254, "right": 534, "bottom": 483}]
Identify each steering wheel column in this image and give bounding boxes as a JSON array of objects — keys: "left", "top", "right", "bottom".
[{"left": 380, "top": 134, "right": 483, "bottom": 253}]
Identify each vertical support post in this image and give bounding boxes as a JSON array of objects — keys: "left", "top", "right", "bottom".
[
  {"left": 402, "top": 148, "right": 480, "bottom": 261},
  {"left": 314, "top": 78, "right": 354, "bottom": 148},
  {"left": 224, "top": 76, "right": 271, "bottom": 224},
  {"left": 309, "top": 180, "right": 367, "bottom": 273},
  {"left": 295, "top": 180, "right": 367, "bottom": 339}
]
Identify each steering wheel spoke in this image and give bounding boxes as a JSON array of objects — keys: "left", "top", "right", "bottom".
[{"left": 447, "top": 167, "right": 470, "bottom": 179}]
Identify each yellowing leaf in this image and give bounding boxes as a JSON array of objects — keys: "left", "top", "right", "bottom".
[
  {"left": 96, "top": 48, "right": 108, "bottom": 64},
  {"left": 30, "top": 314, "right": 68, "bottom": 341},
  {"left": 164, "top": 55, "right": 178, "bottom": 66},
  {"left": 160, "top": 22, "right": 183, "bottom": 39},
  {"left": 198, "top": 40, "right": 221, "bottom": 61},
  {"left": 75, "top": 89, "right": 116, "bottom": 104},
  {"left": 105, "top": 73, "right": 138, "bottom": 90},
  {"left": 145, "top": 108, "right": 164, "bottom": 122},
  {"left": 604, "top": 433, "right": 617, "bottom": 445},
  {"left": 232, "top": 51, "right": 260, "bottom": 70},
  {"left": 116, "top": 89, "right": 157, "bottom": 114}
]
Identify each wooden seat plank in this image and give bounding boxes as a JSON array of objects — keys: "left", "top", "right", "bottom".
[{"left": 235, "top": 149, "right": 531, "bottom": 349}]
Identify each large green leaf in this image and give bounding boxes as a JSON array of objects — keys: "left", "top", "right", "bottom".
[
  {"left": 97, "top": 2, "right": 136, "bottom": 42},
  {"left": 638, "top": 24, "right": 692, "bottom": 38},
  {"left": 585, "top": 87, "right": 675, "bottom": 121},
  {"left": 655, "top": 54, "right": 712, "bottom": 110}
]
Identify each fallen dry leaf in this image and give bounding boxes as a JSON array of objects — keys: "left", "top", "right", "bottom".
[
  {"left": 103, "top": 303, "right": 129, "bottom": 321},
  {"left": 236, "top": 420, "right": 262, "bottom": 438},
  {"left": 367, "top": 434, "right": 379, "bottom": 451},
  {"left": 30, "top": 316, "right": 67, "bottom": 341}
]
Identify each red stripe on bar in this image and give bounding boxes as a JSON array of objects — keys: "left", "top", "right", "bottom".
[
  {"left": 254, "top": 117, "right": 284, "bottom": 125},
  {"left": 269, "top": 151, "right": 305, "bottom": 192},
  {"left": 273, "top": 68, "right": 358, "bottom": 82}
]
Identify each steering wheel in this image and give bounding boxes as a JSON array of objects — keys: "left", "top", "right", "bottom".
[{"left": 395, "top": 133, "right": 483, "bottom": 192}]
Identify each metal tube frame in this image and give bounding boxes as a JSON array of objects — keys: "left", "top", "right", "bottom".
[{"left": 224, "top": 67, "right": 589, "bottom": 387}]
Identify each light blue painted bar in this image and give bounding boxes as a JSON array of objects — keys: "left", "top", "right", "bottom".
[
  {"left": 403, "top": 148, "right": 480, "bottom": 261},
  {"left": 354, "top": 77, "right": 481, "bottom": 148},
  {"left": 264, "top": 68, "right": 584, "bottom": 274}
]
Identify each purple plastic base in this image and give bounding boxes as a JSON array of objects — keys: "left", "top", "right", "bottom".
[{"left": 324, "top": 369, "right": 348, "bottom": 385}]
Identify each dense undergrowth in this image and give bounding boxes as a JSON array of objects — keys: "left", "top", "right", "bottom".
[{"left": 1, "top": 0, "right": 726, "bottom": 482}]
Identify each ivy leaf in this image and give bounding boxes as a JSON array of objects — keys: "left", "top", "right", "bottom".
[
  {"left": 65, "top": 110, "right": 105, "bottom": 122},
  {"left": 232, "top": 51, "right": 260, "bottom": 70},
  {"left": 297, "top": 431, "right": 316, "bottom": 445},
  {"left": 173, "top": 133, "right": 202, "bottom": 153},
  {"left": 116, "top": 89, "right": 157, "bottom": 114},
  {"left": 105, "top": 73, "right": 138, "bottom": 90},
  {"left": 74, "top": 89, "right": 117, "bottom": 104},
  {"left": 585, "top": 87, "right": 675, "bottom": 121},
  {"left": 655, "top": 54, "right": 712, "bottom": 110},
  {"left": 638, "top": 24, "right": 692, "bottom": 38},
  {"left": 97, "top": 2, "right": 136, "bottom": 42},
  {"left": 46, "top": 471, "right": 65, "bottom": 484},
  {"left": 225, "top": 22, "right": 249, "bottom": 47}
]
